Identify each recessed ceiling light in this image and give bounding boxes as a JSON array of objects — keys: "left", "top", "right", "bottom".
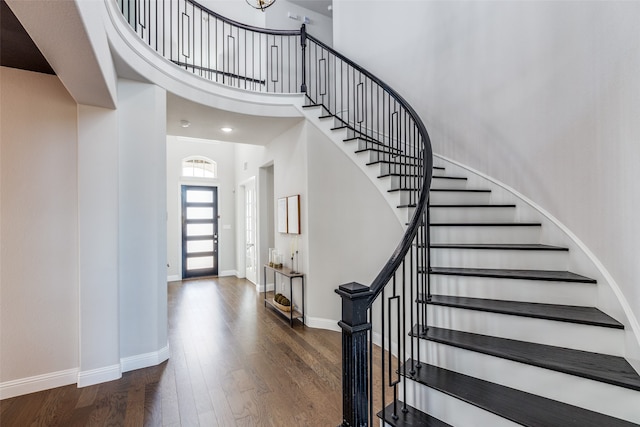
[
  {"left": 221, "top": 127, "right": 233, "bottom": 133},
  {"left": 180, "top": 120, "right": 191, "bottom": 128}
]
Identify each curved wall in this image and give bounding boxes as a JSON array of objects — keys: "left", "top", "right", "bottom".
[{"left": 334, "top": 0, "right": 640, "bottom": 368}]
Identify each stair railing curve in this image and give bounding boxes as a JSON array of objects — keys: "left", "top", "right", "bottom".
[
  {"left": 116, "top": 2, "right": 433, "bottom": 425},
  {"left": 117, "top": 0, "right": 304, "bottom": 93},
  {"left": 304, "top": 33, "right": 433, "bottom": 426}
]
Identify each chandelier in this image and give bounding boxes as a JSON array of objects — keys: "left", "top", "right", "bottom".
[{"left": 246, "top": 0, "right": 276, "bottom": 12}]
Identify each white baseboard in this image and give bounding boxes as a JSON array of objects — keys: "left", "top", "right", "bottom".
[
  {"left": 218, "top": 270, "right": 237, "bottom": 277},
  {"left": 77, "top": 364, "right": 121, "bottom": 388},
  {"left": 0, "top": 368, "right": 78, "bottom": 400},
  {"left": 305, "top": 316, "right": 341, "bottom": 332},
  {"left": 120, "top": 343, "right": 170, "bottom": 373},
  {"left": 167, "top": 275, "right": 180, "bottom": 282}
]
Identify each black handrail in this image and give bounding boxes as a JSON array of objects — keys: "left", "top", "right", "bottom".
[
  {"left": 305, "top": 33, "right": 433, "bottom": 306},
  {"left": 304, "top": 32, "right": 433, "bottom": 426}
]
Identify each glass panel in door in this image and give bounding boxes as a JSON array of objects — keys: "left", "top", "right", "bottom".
[{"left": 182, "top": 185, "right": 218, "bottom": 278}]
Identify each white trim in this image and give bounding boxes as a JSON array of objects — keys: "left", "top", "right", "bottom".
[
  {"left": 167, "top": 274, "right": 181, "bottom": 282},
  {"left": 305, "top": 316, "right": 341, "bottom": 332},
  {"left": 120, "top": 343, "right": 170, "bottom": 373},
  {"left": 77, "top": 364, "right": 121, "bottom": 388},
  {"left": 435, "top": 153, "right": 640, "bottom": 366},
  {"left": 0, "top": 368, "right": 78, "bottom": 400},
  {"left": 218, "top": 270, "right": 237, "bottom": 277}
]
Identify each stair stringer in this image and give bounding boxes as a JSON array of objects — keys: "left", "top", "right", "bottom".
[
  {"left": 296, "top": 105, "right": 414, "bottom": 228},
  {"left": 433, "top": 153, "right": 640, "bottom": 374},
  {"left": 434, "top": 154, "right": 640, "bottom": 372}
]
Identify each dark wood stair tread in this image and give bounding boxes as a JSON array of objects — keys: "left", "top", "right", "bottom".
[
  {"left": 429, "top": 267, "right": 597, "bottom": 283},
  {"left": 367, "top": 159, "right": 423, "bottom": 167},
  {"left": 432, "top": 175, "right": 467, "bottom": 181},
  {"left": 430, "top": 188, "right": 490, "bottom": 193},
  {"left": 429, "top": 243, "right": 567, "bottom": 250},
  {"left": 421, "top": 294, "right": 623, "bottom": 329},
  {"left": 378, "top": 401, "right": 452, "bottom": 427},
  {"left": 411, "top": 326, "right": 640, "bottom": 391},
  {"left": 400, "top": 360, "right": 638, "bottom": 427},
  {"left": 429, "top": 204, "right": 516, "bottom": 208},
  {"left": 430, "top": 222, "right": 541, "bottom": 226},
  {"left": 379, "top": 172, "right": 423, "bottom": 178},
  {"left": 389, "top": 187, "right": 420, "bottom": 192}
]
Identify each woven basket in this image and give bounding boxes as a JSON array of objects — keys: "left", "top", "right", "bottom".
[{"left": 273, "top": 298, "right": 292, "bottom": 312}]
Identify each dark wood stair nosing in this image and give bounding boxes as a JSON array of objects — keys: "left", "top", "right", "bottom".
[
  {"left": 430, "top": 222, "right": 541, "bottom": 227},
  {"left": 428, "top": 267, "right": 597, "bottom": 283},
  {"left": 430, "top": 188, "right": 491, "bottom": 193},
  {"left": 356, "top": 148, "right": 414, "bottom": 158},
  {"left": 432, "top": 175, "right": 468, "bottom": 181},
  {"left": 399, "top": 360, "right": 639, "bottom": 427},
  {"left": 420, "top": 294, "right": 624, "bottom": 329},
  {"left": 428, "top": 243, "right": 568, "bottom": 251},
  {"left": 378, "top": 401, "right": 452, "bottom": 427},
  {"left": 429, "top": 204, "right": 516, "bottom": 208},
  {"left": 410, "top": 326, "right": 640, "bottom": 392}
]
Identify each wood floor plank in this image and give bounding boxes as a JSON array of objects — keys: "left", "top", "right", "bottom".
[{"left": 0, "top": 277, "right": 345, "bottom": 426}]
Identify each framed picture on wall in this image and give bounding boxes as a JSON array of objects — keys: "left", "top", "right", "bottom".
[
  {"left": 277, "top": 197, "right": 288, "bottom": 233},
  {"left": 287, "top": 195, "right": 300, "bottom": 234}
]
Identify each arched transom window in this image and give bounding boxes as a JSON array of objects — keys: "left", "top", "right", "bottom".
[{"left": 182, "top": 156, "right": 217, "bottom": 179}]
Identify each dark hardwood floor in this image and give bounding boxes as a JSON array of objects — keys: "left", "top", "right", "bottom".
[{"left": 1, "top": 276, "right": 371, "bottom": 426}]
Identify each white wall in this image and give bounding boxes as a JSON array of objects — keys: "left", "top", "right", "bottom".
[
  {"left": 166, "top": 136, "right": 237, "bottom": 279},
  {"left": 234, "top": 120, "right": 402, "bottom": 328},
  {"left": 306, "top": 122, "right": 403, "bottom": 328},
  {"left": 77, "top": 104, "right": 121, "bottom": 385},
  {"left": 199, "top": 0, "right": 266, "bottom": 27},
  {"left": 266, "top": 0, "right": 333, "bottom": 46},
  {"left": 117, "top": 79, "right": 168, "bottom": 366},
  {"left": 234, "top": 123, "right": 309, "bottom": 292},
  {"left": 0, "top": 67, "right": 79, "bottom": 393},
  {"left": 334, "top": 0, "right": 640, "bottom": 362}
]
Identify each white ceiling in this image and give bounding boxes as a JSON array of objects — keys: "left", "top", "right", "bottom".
[
  {"left": 287, "top": 0, "right": 332, "bottom": 18},
  {"left": 166, "top": 93, "right": 304, "bottom": 145}
]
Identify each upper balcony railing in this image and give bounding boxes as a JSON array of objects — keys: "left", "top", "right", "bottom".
[
  {"left": 116, "top": 1, "right": 433, "bottom": 425},
  {"left": 118, "top": 0, "right": 303, "bottom": 92}
]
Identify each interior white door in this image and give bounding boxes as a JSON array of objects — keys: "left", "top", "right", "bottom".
[{"left": 244, "top": 180, "right": 257, "bottom": 284}]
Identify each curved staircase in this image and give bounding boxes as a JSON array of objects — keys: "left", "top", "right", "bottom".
[{"left": 299, "top": 104, "right": 640, "bottom": 425}]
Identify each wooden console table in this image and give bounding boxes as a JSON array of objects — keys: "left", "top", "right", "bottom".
[{"left": 263, "top": 265, "right": 305, "bottom": 327}]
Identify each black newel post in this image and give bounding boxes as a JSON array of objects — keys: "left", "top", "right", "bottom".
[
  {"left": 336, "top": 282, "right": 373, "bottom": 427},
  {"left": 300, "top": 24, "right": 307, "bottom": 93}
]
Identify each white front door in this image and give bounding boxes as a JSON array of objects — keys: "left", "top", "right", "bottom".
[{"left": 244, "top": 179, "right": 257, "bottom": 284}]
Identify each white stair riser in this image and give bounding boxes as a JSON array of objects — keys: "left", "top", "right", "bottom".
[
  {"left": 379, "top": 162, "right": 425, "bottom": 176},
  {"left": 429, "top": 191, "right": 491, "bottom": 205},
  {"left": 430, "top": 275, "right": 597, "bottom": 306},
  {"left": 367, "top": 150, "right": 420, "bottom": 164},
  {"left": 430, "top": 177, "right": 468, "bottom": 190},
  {"left": 426, "top": 306, "right": 624, "bottom": 356},
  {"left": 431, "top": 248, "right": 568, "bottom": 270},
  {"left": 394, "top": 190, "right": 420, "bottom": 206},
  {"left": 430, "top": 225, "right": 541, "bottom": 244},
  {"left": 430, "top": 206, "right": 516, "bottom": 223},
  {"left": 388, "top": 175, "right": 423, "bottom": 191},
  {"left": 417, "top": 341, "right": 640, "bottom": 424},
  {"left": 398, "top": 380, "right": 520, "bottom": 427}
]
